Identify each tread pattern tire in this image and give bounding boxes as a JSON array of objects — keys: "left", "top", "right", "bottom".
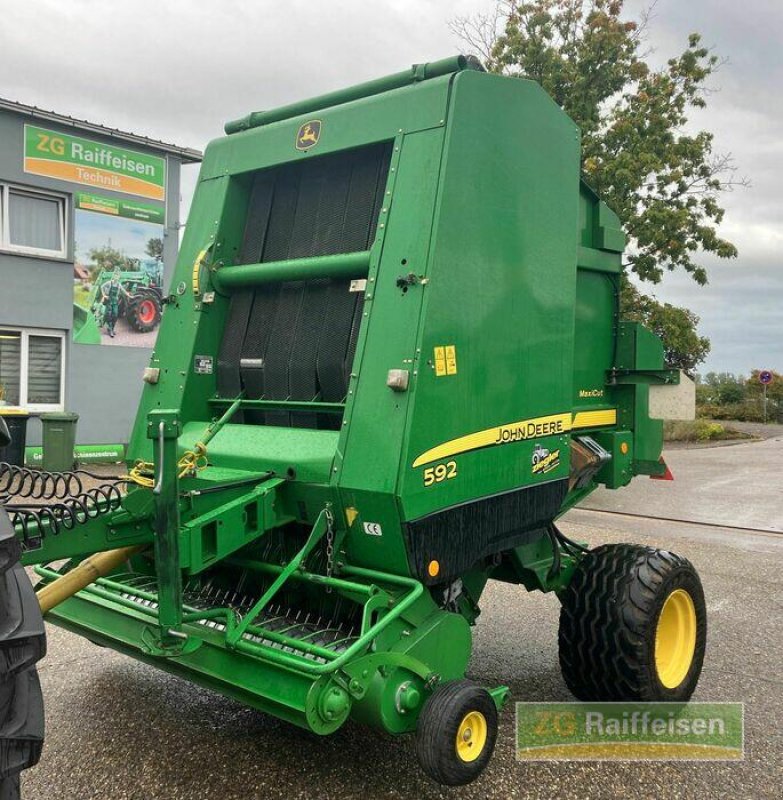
[
  {"left": 0, "top": 508, "right": 45, "bottom": 798},
  {"left": 559, "top": 543, "right": 706, "bottom": 702},
  {"left": 127, "top": 293, "right": 162, "bottom": 333},
  {"left": 415, "top": 680, "right": 498, "bottom": 786}
]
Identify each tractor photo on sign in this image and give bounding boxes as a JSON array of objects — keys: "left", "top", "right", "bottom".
[{"left": 72, "top": 192, "right": 166, "bottom": 346}]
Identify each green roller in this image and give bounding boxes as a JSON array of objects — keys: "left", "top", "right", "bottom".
[{"left": 9, "top": 56, "right": 706, "bottom": 786}]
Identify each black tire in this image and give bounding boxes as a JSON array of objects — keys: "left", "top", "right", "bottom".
[
  {"left": 415, "top": 680, "right": 498, "bottom": 786},
  {"left": 559, "top": 543, "right": 706, "bottom": 702},
  {"left": 0, "top": 509, "right": 45, "bottom": 795},
  {"left": 127, "top": 293, "right": 162, "bottom": 333}
]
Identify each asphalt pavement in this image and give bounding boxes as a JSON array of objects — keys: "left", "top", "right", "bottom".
[
  {"left": 22, "top": 434, "right": 783, "bottom": 800},
  {"left": 582, "top": 429, "right": 783, "bottom": 532}
]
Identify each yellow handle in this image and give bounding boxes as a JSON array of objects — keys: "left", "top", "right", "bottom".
[{"left": 191, "top": 245, "right": 212, "bottom": 296}]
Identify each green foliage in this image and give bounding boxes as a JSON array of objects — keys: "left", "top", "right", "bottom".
[
  {"left": 746, "top": 369, "right": 783, "bottom": 402},
  {"left": 453, "top": 0, "right": 743, "bottom": 285},
  {"left": 695, "top": 370, "right": 782, "bottom": 422},
  {"left": 87, "top": 244, "right": 136, "bottom": 276},
  {"left": 663, "top": 419, "right": 751, "bottom": 442},
  {"left": 698, "top": 371, "right": 746, "bottom": 404},
  {"left": 697, "top": 403, "right": 767, "bottom": 423},
  {"left": 145, "top": 237, "right": 164, "bottom": 263},
  {"left": 621, "top": 278, "right": 709, "bottom": 374}
]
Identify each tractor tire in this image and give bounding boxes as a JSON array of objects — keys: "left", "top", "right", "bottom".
[
  {"left": 127, "top": 293, "right": 161, "bottom": 333},
  {"left": 415, "top": 680, "right": 498, "bottom": 786},
  {"left": 558, "top": 543, "right": 706, "bottom": 702},
  {"left": 0, "top": 509, "right": 45, "bottom": 797}
]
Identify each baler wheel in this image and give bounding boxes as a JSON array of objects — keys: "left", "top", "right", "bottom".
[
  {"left": 558, "top": 543, "right": 706, "bottom": 701},
  {"left": 415, "top": 680, "right": 498, "bottom": 786}
]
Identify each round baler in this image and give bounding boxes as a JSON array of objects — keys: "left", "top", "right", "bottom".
[{"left": 1, "top": 56, "right": 705, "bottom": 788}]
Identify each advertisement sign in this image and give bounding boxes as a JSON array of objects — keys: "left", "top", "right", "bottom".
[
  {"left": 73, "top": 192, "right": 165, "bottom": 347},
  {"left": 24, "top": 124, "right": 166, "bottom": 201},
  {"left": 75, "top": 192, "right": 165, "bottom": 224}
]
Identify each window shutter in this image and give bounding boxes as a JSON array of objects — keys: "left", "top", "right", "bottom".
[
  {"left": 8, "top": 190, "right": 63, "bottom": 252},
  {"left": 0, "top": 332, "right": 22, "bottom": 406},
  {"left": 27, "top": 336, "right": 62, "bottom": 405}
]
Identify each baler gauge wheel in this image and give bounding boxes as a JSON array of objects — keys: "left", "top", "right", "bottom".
[
  {"left": 415, "top": 680, "right": 498, "bottom": 786},
  {"left": 456, "top": 710, "right": 487, "bottom": 763}
]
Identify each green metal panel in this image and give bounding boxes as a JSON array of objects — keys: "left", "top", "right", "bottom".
[
  {"left": 178, "top": 422, "right": 338, "bottom": 485},
  {"left": 200, "top": 78, "right": 452, "bottom": 182},
  {"left": 337, "top": 128, "right": 445, "bottom": 496},
  {"left": 398, "top": 72, "right": 580, "bottom": 520},
  {"left": 573, "top": 269, "right": 616, "bottom": 411}
]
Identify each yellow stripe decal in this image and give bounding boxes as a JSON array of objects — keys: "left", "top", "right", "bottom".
[
  {"left": 412, "top": 408, "right": 617, "bottom": 468},
  {"left": 572, "top": 409, "right": 617, "bottom": 430}
]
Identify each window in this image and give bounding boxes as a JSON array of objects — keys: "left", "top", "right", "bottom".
[
  {"left": 0, "top": 328, "right": 65, "bottom": 411},
  {"left": 0, "top": 184, "right": 66, "bottom": 258}
]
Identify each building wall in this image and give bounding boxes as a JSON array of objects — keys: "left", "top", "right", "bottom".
[{"left": 0, "top": 111, "right": 185, "bottom": 447}]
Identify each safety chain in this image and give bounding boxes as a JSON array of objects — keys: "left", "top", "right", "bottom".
[{"left": 324, "top": 506, "right": 335, "bottom": 593}]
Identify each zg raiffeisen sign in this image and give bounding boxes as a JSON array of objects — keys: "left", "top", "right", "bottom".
[{"left": 24, "top": 124, "right": 166, "bottom": 201}]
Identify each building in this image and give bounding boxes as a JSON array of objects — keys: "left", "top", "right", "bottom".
[{"left": 0, "top": 98, "right": 201, "bottom": 458}]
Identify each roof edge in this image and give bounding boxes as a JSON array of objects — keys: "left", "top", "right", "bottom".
[{"left": 0, "top": 97, "right": 202, "bottom": 163}]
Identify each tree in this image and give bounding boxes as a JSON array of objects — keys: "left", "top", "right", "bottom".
[
  {"left": 746, "top": 369, "right": 783, "bottom": 404},
  {"left": 87, "top": 244, "right": 136, "bottom": 276},
  {"left": 145, "top": 237, "right": 164, "bottom": 264},
  {"left": 699, "top": 372, "right": 745, "bottom": 405},
  {"left": 452, "top": 0, "right": 745, "bottom": 285},
  {"left": 621, "top": 279, "right": 709, "bottom": 375}
]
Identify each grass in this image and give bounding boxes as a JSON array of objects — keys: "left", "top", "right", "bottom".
[
  {"left": 663, "top": 419, "right": 753, "bottom": 443},
  {"left": 74, "top": 285, "right": 93, "bottom": 310}
]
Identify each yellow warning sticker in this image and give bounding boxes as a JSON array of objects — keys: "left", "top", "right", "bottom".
[
  {"left": 434, "top": 346, "right": 447, "bottom": 377},
  {"left": 434, "top": 344, "right": 456, "bottom": 377},
  {"left": 445, "top": 344, "right": 458, "bottom": 375}
]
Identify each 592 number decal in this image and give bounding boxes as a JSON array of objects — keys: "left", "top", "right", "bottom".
[{"left": 423, "top": 460, "right": 458, "bottom": 487}]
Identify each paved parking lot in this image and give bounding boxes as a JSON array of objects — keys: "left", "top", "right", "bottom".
[{"left": 23, "top": 436, "right": 783, "bottom": 799}]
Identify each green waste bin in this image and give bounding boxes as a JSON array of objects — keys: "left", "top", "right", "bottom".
[
  {"left": 40, "top": 412, "right": 79, "bottom": 472},
  {"left": 0, "top": 409, "right": 30, "bottom": 467}
]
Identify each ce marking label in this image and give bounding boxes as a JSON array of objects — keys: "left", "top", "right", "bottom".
[{"left": 363, "top": 522, "right": 383, "bottom": 536}]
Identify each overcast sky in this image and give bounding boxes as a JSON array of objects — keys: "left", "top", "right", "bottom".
[{"left": 2, "top": 0, "right": 779, "bottom": 376}]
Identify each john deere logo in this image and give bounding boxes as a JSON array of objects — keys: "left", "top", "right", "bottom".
[{"left": 296, "top": 120, "right": 321, "bottom": 150}]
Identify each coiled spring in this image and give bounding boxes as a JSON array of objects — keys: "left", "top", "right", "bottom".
[
  {"left": 0, "top": 462, "right": 93, "bottom": 502},
  {"left": 8, "top": 482, "right": 124, "bottom": 545},
  {"left": 0, "top": 462, "right": 125, "bottom": 548}
]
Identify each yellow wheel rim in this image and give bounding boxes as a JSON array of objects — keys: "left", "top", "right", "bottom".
[
  {"left": 455, "top": 710, "right": 487, "bottom": 763},
  {"left": 655, "top": 588, "right": 697, "bottom": 689}
]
